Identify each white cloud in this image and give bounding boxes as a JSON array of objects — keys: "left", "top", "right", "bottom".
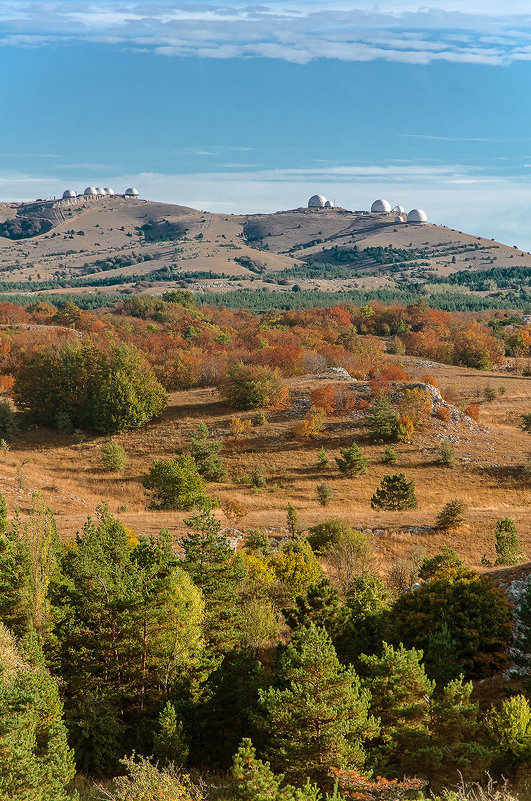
[{"left": 2, "top": 1, "right": 531, "bottom": 64}]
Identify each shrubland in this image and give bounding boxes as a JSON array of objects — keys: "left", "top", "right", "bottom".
[{"left": 0, "top": 295, "right": 528, "bottom": 800}]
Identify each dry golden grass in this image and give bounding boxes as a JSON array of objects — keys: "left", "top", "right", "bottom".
[{"left": 0, "top": 354, "right": 528, "bottom": 582}]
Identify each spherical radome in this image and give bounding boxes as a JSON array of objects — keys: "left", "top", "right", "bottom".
[
  {"left": 308, "top": 194, "right": 327, "bottom": 208},
  {"left": 84, "top": 187, "right": 97, "bottom": 196},
  {"left": 371, "top": 199, "right": 392, "bottom": 213},
  {"left": 62, "top": 189, "right": 76, "bottom": 198},
  {"left": 104, "top": 187, "right": 114, "bottom": 195},
  {"left": 407, "top": 208, "right": 428, "bottom": 223},
  {"left": 125, "top": 187, "right": 139, "bottom": 196},
  {"left": 324, "top": 200, "right": 334, "bottom": 208}
]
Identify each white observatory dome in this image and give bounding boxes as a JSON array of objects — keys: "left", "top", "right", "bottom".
[
  {"left": 104, "top": 187, "right": 114, "bottom": 195},
  {"left": 308, "top": 194, "right": 327, "bottom": 208},
  {"left": 324, "top": 200, "right": 334, "bottom": 208},
  {"left": 394, "top": 216, "right": 404, "bottom": 224},
  {"left": 62, "top": 189, "right": 76, "bottom": 198},
  {"left": 371, "top": 199, "right": 392, "bottom": 213},
  {"left": 95, "top": 187, "right": 105, "bottom": 195},
  {"left": 125, "top": 187, "right": 139, "bottom": 196},
  {"left": 391, "top": 205, "right": 405, "bottom": 215},
  {"left": 84, "top": 187, "right": 97, "bottom": 196},
  {"left": 407, "top": 208, "right": 428, "bottom": 224}
]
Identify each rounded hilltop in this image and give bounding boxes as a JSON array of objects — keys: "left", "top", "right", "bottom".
[
  {"left": 307, "top": 193, "right": 428, "bottom": 223},
  {"left": 55, "top": 186, "right": 139, "bottom": 202}
]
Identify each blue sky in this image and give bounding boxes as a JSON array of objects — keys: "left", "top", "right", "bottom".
[{"left": 3, "top": 1, "right": 531, "bottom": 247}]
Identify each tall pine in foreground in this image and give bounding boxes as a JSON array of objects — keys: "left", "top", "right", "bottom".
[
  {"left": 257, "top": 624, "right": 378, "bottom": 790},
  {"left": 0, "top": 624, "right": 75, "bottom": 801},
  {"left": 181, "top": 508, "right": 246, "bottom": 653},
  {"left": 0, "top": 493, "right": 32, "bottom": 637},
  {"left": 49, "top": 504, "right": 204, "bottom": 775},
  {"left": 359, "top": 642, "right": 433, "bottom": 776}
]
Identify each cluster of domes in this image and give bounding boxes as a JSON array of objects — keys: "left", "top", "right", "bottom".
[
  {"left": 307, "top": 194, "right": 428, "bottom": 223},
  {"left": 61, "top": 187, "right": 139, "bottom": 199},
  {"left": 371, "top": 199, "right": 428, "bottom": 224},
  {"left": 308, "top": 195, "right": 334, "bottom": 209}
]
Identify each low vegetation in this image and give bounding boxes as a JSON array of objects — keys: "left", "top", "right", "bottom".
[{"left": 0, "top": 294, "right": 527, "bottom": 801}]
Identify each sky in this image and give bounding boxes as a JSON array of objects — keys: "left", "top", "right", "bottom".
[{"left": 3, "top": 1, "right": 531, "bottom": 247}]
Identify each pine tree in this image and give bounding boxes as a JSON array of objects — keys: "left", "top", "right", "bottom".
[
  {"left": 287, "top": 504, "right": 299, "bottom": 536},
  {"left": 316, "top": 447, "right": 329, "bottom": 469},
  {"left": 333, "top": 574, "right": 390, "bottom": 666},
  {"left": 283, "top": 578, "right": 341, "bottom": 633},
  {"left": 181, "top": 508, "right": 246, "bottom": 653},
  {"left": 382, "top": 445, "right": 397, "bottom": 464},
  {"left": 370, "top": 473, "right": 417, "bottom": 510},
  {"left": 335, "top": 443, "right": 368, "bottom": 478},
  {"left": 257, "top": 625, "right": 378, "bottom": 789},
  {"left": 153, "top": 701, "right": 189, "bottom": 767},
  {"left": 424, "top": 623, "right": 463, "bottom": 684},
  {"left": 191, "top": 649, "right": 264, "bottom": 768},
  {"left": 359, "top": 642, "right": 434, "bottom": 776},
  {"left": 409, "top": 676, "right": 489, "bottom": 787},
  {"left": 0, "top": 624, "right": 76, "bottom": 801},
  {"left": 189, "top": 421, "right": 227, "bottom": 482},
  {"left": 512, "top": 580, "right": 531, "bottom": 680},
  {"left": 494, "top": 517, "right": 524, "bottom": 565},
  {"left": 232, "top": 738, "right": 322, "bottom": 801},
  {"left": 49, "top": 505, "right": 204, "bottom": 774},
  {"left": 364, "top": 397, "right": 401, "bottom": 443},
  {"left": 437, "top": 441, "right": 456, "bottom": 467},
  {"left": 435, "top": 499, "right": 467, "bottom": 531},
  {"left": 316, "top": 482, "right": 333, "bottom": 507},
  {"left": 0, "top": 494, "right": 32, "bottom": 638}
]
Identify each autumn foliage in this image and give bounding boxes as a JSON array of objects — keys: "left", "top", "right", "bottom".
[
  {"left": 294, "top": 406, "right": 327, "bottom": 439},
  {"left": 329, "top": 766, "right": 424, "bottom": 801}
]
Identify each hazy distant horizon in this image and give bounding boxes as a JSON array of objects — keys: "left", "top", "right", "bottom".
[{"left": 3, "top": 2, "right": 531, "bottom": 249}]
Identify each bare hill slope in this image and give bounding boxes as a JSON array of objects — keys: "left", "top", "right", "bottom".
[{"left": 0, "top": 197, "right": 529, "bottom": 298}]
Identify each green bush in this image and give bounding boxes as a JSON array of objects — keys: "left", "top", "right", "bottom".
[
  {"left": 316, "top": 482, "right": 333, "bottom": 506},
  {"left": 382, "top": 444, "right": 397, "bottom": 464},
  {"left": 483, "top": 385, "right": 496, "bottom": 402},
  {"left": 437, "top": 441, "right": 456, "bottom": 467},
  {"left": 371, "top": 473, "right": 417, "bottom": 510},
  {"left": 316, "top": 446, "right": 329, "bottom": 469},
  {"left": 335, "top": 442, "right": 368, "bottom": 477},
  {"left": 250, "top": 466, "right": 266, "bottom": 488},
  {"left": 390, "top": 568, "right": 513, "bottom": 678},
  {"left": 436, "top": 499, "right": 467, "bottom": 531},
  {"left": 494, "top": 517, "right": 524, "bottom": 565},
  {"left": 189, "top": 421, "right": 226, "bottom": 482},
  {"left": 307, "top": 518, "right": 352, "bottom": 555},
  {"left": 143, "top": 455, "right": 209, "bottom": 510},
  {"left": 243, "top": 529, "right": 272, "bottom": 557},
  {"left": 14, "top": 341, "right": 166, "bottom": 434},
  {"left": 219, "top": 362, "right": 285, "bottom": 410},
  {"left": 364, "top": 397, "right": 402, "bottom": 443},
  {"left": 101, "top": 441, "right": 127, "bottom": 472}
]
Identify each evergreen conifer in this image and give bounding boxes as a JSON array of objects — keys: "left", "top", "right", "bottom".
[
  {"left": 189, "top": 421, "right": 227, "bottom": 482},
  {"left": 370, "top": 473, "right": 417, "bottom": 510}
]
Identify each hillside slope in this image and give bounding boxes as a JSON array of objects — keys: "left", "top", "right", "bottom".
[{"left": 0, "top": 197, "right": 529, "bottom": 299}]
